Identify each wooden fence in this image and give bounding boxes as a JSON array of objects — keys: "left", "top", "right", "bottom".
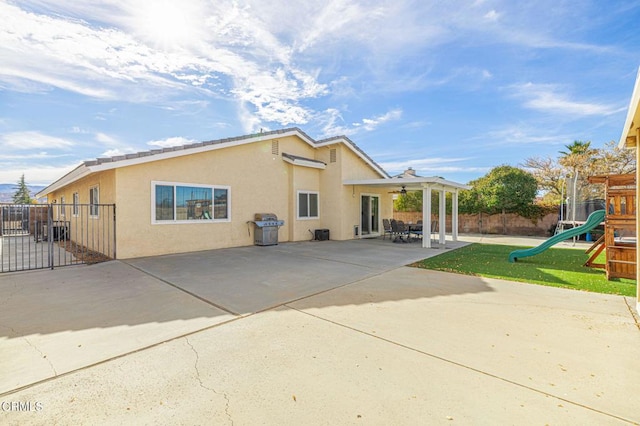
[{"left": 393, "top": 211, "right": 558, "bottom": 237}]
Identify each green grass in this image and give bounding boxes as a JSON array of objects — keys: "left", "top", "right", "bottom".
[{"left": 412, "top": 243, "right": 636, "bottom": 296}]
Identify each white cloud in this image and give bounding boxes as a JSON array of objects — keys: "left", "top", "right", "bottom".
[
  {"left": 355, "top": 109, "right": 403, "bottom": 131},
  {"left": 100, "top": 148, "right": 137, "bottom": 157},
  {"left": 147, "top": 136, "right": 197, "bottom": 148},
  {"left": 484, "top": 10, "right": 500, "bottom": 21},
  {"left": 1, "top": 131, "right": 74, "bottom": 150},
  {"left": 509, "top": 82, "right": 620, "bottom": 116},
  {"left": 0, "top": 152, "right": 71, "bottom": 161},
  {"left": 95, "top": 132, "right": 120, "bottom": 145},
  {"left": 320, "top": 108, "right": 402, "bottom": 136},
  {"left": 0, "top": 1, "right": 328, "bottom": 127},
  {"left": 379, "top": 156, "right": 490, "bottom": 177},
  {"left": 480, "top": 124, "right": 573, "bottom": 147},
  {"left": 0, "top": 163, "right": 78, "bottom": 185}
]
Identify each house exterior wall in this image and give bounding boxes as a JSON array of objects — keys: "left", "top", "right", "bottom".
[
  {"left": 113, "top": 135, "right": 323, "bottom": 258},
  {"left": 47, "top": 169, "right": 116, "bottom": 206},
  {"left": 338, "top": 145, "right": 394, "bottom": 238},
  {"left": 44, "top": 170, "right": 116, "bottom": 257},
  {"left": 40, "top": 132, "right": 392, "bottom": 258}
]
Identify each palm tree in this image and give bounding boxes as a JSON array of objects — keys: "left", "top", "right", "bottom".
[
  {"left": 559, "top": 141, "right": 596, "bottom": 220},
  {"left": 559, "top": 140, "right": 593, "bottom": 157}
]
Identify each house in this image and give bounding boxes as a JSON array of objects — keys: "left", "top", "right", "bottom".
[
  {"left": 618, "top": 66, "right": 640, "bottom": 313},
  {"left": 36, "top": 128, "right": 468, "bottom": 259}
]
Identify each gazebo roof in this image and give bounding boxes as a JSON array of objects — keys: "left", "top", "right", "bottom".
[{"left": 343, "top": 176, "right": 470, "bottom": 191}]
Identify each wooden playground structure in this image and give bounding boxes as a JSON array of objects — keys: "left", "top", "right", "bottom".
[{"left": 585, "top": 173, "right": 637, "bottom": 280}]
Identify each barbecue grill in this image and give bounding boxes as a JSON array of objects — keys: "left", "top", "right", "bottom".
[{"left": 252, "top": 213, "right": 284, "bottom": 246}]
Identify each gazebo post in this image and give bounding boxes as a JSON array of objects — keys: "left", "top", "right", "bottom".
[
  {"left": 422, "top": 185, "right": 432, "bottom": 248},
  {"left": 452, "top": 189, "right": 459, "bottom": 242},
  {"left": 439, "top": 188, "right": 446, "bottom": 246}
]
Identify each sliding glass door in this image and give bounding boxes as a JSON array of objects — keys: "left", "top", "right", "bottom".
[{"left": 361, "top": 195, "right": 380, "bottom": 236}]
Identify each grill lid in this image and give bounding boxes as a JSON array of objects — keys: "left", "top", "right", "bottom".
[{"left": 255, "top": 213, "right": 278, "bottom": 221}]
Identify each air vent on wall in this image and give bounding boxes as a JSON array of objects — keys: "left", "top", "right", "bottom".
[
  {"left": 329, "top": 148, "right": 337, "bottom": 163},
  {"left": 272, "top": 140, "right": 279, "bottom": 155}
]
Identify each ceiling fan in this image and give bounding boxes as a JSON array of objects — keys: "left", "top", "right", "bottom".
[{"left": 389, "top": 185, "right": 407, "bottom": 195}]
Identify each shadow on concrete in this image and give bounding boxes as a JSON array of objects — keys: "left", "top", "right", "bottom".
[
  {"left": 0, "top": 239, "right": 492, "bottom": 340},
  {"left": 125, "top": 239, "right": 494, "bottom": 315}
]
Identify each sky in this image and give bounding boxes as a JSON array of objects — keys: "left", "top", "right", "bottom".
[{"left": 1, "top": 0, "right": 640, "bottom": 186}]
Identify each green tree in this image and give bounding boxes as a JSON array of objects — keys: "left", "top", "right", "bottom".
[
  {"left": 393, "top": 190, "right": 453, "bottom": 214},
  {"left": 12, "top": 174, "right": 33, "bottom": 204},
  {"left": 459, "top": 166, "right": 538, "bottom": 232},
  {"left": 393, "top": 191, "right": 422, "bottom": 212},
  {"left": 480, "top": 166, "right": 538, "bottom": 216}
]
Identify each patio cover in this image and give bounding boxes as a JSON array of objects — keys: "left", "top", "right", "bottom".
[{"left": 343, "top": 177, "right": 471, "bottom": 248}]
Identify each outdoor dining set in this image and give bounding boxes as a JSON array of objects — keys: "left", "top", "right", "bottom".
[{"left": 383, "top": 218, "right": 433, "bottom": 243}]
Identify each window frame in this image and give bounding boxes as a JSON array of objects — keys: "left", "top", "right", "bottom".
[
  {"left": 297, "top": 190, "right": 319, "bottom": 220},
  {"left": 151, "top": 181, "right": 231, "bottom": 225},
  {"left": 72, "top": 192, "right": 79, "bottom": 217},
  {"left": 59, "top": 196, "right": 66, "bottom": 217},
  {"left": 89, "top": 186, "right": 99, "bottom": 218}
]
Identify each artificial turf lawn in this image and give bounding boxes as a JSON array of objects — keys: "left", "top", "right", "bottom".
[{"left": 412, "top": 243, "right": 636, "bottom": 297}]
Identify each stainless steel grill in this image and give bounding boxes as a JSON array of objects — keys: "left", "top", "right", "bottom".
[{"left": 253, "top": 213, "right": 284, "bottom": 246}]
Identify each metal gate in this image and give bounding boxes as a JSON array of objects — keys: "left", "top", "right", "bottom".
[{"left": 0, "top": 203, "right": 116, "bottom": 273}]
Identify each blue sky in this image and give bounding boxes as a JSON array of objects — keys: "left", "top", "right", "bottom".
[{"left": 1, "top": 0, "right": 639, "bottom": 186}]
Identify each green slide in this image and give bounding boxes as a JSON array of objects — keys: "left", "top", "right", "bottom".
[{"left": 508, "top": 209, "right": 605, "bottom": 263}]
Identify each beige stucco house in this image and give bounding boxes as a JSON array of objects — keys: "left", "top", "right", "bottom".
[
  {"left": 618, "top": 67, "right": 640, "bottom": 313},
  {"left": 37, "top": 128, "right": 468, "bottom": 259}
]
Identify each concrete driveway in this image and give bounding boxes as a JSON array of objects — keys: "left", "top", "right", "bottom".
[{"left": 1, "top": 237, "right": 639, "bottom": 425}]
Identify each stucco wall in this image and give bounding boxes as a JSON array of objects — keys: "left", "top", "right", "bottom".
[
  {"left": 47, "top": 169, "right": 116, "bottom": 207},
  {"left": 44, "top": 170, "right": 116, "bottom": 256},
  {"left": 338, "top": 145, "right": 393, "bottom": 239},
  {"left": 42, "top": 133, "right": 392, "bottom": 258},
  {"left": 114, "top": 135, "right": 323, "bottom": 258}
]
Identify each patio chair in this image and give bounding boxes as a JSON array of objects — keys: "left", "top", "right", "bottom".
[
  {"left": 382, "top": 219, "right": 393, "bottom": 240},
  {"left": 392, "top": 220, "right": 410, "bottom": 243},
  {"left": 430, "top": 220, "right": 439, "bottom": 243}
]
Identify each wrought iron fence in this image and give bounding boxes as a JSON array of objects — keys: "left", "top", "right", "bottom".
[{"left": 0, "top": 203, "right": 116, "bottom": 273}]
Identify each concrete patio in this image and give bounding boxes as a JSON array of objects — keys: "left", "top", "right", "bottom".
[{"left": 1, "top": 237, "right": 638, "bottom": 425}]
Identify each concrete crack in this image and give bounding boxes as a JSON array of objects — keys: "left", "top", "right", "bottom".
[
  {"left": 23, "top": 336, "right": 58, "bottom": 377},
  {"left": 184, "top": 337, "right": 233, "bottom": 425},
  {"left": 623, "top": 297, "right": 640, "bottom": 331}
]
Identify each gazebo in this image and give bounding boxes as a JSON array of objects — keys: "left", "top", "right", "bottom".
[{"left": 343, "top": 176, "right": 471, "bottom": 248}]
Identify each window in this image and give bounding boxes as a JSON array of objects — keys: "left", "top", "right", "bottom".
[
  {"left": 89, "top": 186, "right": 99, "bottom": 218},
  {"left": 152, "top": 182, "right": 230, "bottom": 224},
  {"left": 298, "top": 191, "right": 319, "bottom": 219},
  {"left": 72, "top": 192, "right": 79, "bottom": 216}
]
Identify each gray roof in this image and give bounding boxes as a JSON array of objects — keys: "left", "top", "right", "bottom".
[
  {"left": 84, "top": 128, "right": 314, "bottom": 167},
  {"left": 36, "top": 127, "right": 390, "bottom": 197},
  {"left": 282, "top": 152, "right": 326, "bottom": 165},
  {"left": 81, "top": 127, "right": 389, "bottom": 177}
]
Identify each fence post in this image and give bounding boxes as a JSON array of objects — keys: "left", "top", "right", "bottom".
[
  {"left": 112, "top": 204, "right": 116, "bottom": 259},
  {"left": 48, "top": 204, "right": 54, "bottom": 269}
]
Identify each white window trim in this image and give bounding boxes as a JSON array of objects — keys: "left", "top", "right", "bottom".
[
  {"left": 297, "top": 190, "right": 320, "bottom": 220},
  {"left": 151, "top": 181, "right": 231, "bottom": 225},
  {"left": 89, "top": 186, "right": 99, "bottom": 219},
  {"left": 72, "top": 192, "right": 79, "bottom": 217},
  {"left": 60, "top": 196, "right": 66, "bottom": 217}
]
